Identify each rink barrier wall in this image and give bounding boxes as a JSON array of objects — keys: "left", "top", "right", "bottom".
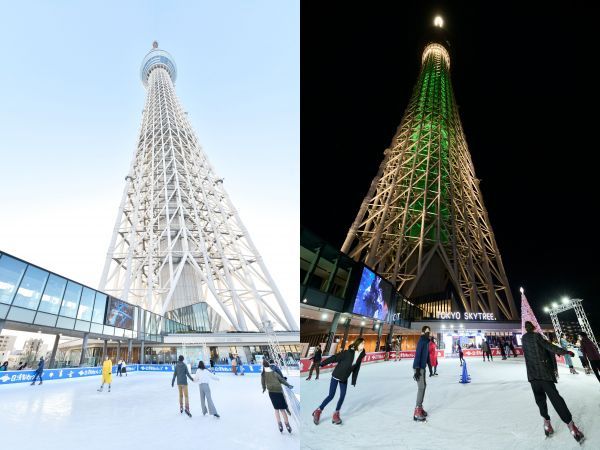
[
  {"left": 300, "top": 348, "right": 525, "bottom": 372},
  {"left": 0, "top": 363, "right": 264, "bottom": 385}
]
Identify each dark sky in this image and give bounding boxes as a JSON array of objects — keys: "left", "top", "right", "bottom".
[{"left": 301, "top": 1, "right": 600, "bottom": 334}]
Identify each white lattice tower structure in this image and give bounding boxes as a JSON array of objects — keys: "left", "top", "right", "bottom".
[{"left": 100, "top": 42, "right": 297, "bottom": 332}]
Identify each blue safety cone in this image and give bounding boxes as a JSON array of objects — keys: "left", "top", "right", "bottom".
[{"left": 459, "top": 361, "right": 471, "bottom": 384}]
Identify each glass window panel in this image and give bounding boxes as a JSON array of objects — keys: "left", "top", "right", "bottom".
[
  {"left": 90, "top": 323, "right": 104, "bottom": 334},
  {"left": 103, "top": 325, "right": 114, "bottom": 335},
  {"left": 0, "top": 255, "right": 27, "bottom": 304},
  {"left": 56, "top": 316, "right": 75, "bottom": 330},
  {"left": 34, "top": 312, "right": 57, "bottom": 327},
  {"left": 59, "top": 281, "right": 82, "bottom": 318},
  {"left": 0, "top": 303, "right": 9, "bottom": 319},
  {"left": 11, "top": 265, "right": 49, "bottom": 310},
  {"left": 75, "top": 320, "right": 90, "bottom": 332},
  {"left": 92, "top": 293, "right": 107, "bottom": 324},
  {"left": 38, "top": 275, "right": 67, "bottom": 314},
  {"left": 77, "top": 288, "right": 95, "bottom": 321},
  {"left": 7, "top": 306, "right": 36, "bottom": 323}
]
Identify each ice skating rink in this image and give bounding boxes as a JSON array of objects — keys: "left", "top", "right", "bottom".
[
  {"left": 0, "top": 370, "right": 300, "bottom": 449},
  {"left": 301, "top": 357, "right": 599, "bottom": 450}
]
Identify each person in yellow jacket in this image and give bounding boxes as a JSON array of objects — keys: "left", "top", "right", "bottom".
[{"left": 98, "top": 356, "right": 113, "bottom": 392}]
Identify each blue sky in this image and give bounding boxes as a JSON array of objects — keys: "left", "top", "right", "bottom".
[{"left": 0, "top": 0, "right": 299, "bottom": 343}]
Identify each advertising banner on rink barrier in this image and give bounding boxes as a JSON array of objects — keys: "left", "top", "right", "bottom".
[
  {"left": 460, "top": 348, "right": 524, "bottom": 358},
  {"left": 299, "top": 350, "right": 441, "bottom": 373},
  {"left": 211, "top": 364, "right": 263, "bottom": 374}
]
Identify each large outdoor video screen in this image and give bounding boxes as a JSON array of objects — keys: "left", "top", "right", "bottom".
[
  {"left": 105, "top": 297, "right": 135, "bottom": 330},
  {"left": 351, "top": 266, "right": 391, "bottom": 321}
]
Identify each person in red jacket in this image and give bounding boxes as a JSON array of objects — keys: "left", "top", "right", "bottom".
[
  {"left": 428, "top": 336, "right": 438, "bottom": 377},
  {"left": 578, "top": 332, "right": 600, "bottom": 383}
]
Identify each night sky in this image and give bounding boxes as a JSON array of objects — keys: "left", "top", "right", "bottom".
[{"left": 301, "top": 1, "right": 600, "bottom": 334}]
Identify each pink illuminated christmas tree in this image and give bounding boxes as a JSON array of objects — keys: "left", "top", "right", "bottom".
[{"left": 520, "top": 287, "right": 544, "bottom": 335}]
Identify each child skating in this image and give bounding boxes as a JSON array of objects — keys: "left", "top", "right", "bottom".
[{"left": 312, "top": 337, "right": 365, "bottom": 426}]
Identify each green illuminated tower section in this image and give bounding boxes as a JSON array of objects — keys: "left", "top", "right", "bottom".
[{"left": 342, "top": 20, "right": 518, "bottom": 320}]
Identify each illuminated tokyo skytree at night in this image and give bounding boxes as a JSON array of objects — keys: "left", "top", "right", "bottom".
[
  {"left": 342, "top": 18, "right": 518, "bottom": 320},
  {"left": 100, "top": 42, "right": 297, "bottom": 332}
]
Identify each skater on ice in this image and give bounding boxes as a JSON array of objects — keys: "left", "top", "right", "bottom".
[
  {"left": 457, "top": 343, "right": 464, "bottom": 366},
  {"left": 413, "top": 326, "right": 431, "bottom": 421},
  {"left": 193, "top": 361, "right": 220, "bottom": 418},
  {"left": 306, "top": 345, "right": 322, "bottom": 380},
  {"left": 482, "top": 339, "right": 492, "bottom": 362},
  {"left": 31, "top": 357, "right": 44, "bottom": 385},
  {"left": 261, "top": 359, "right": 294, "bottom": 433},
  {"left": 312, "top": 337, "right": 366, "bottom": 426},
  {"left": 521, "top": 321, "right": 584, "bottom": 443},
  {"left": 394, "top": 337, "right": 402, "bottom": 361},
  {"left": 578, "top": 332, "right": 600, "bottom": 382},
  {"left": 0, "top": 361, "right": 8, "bottom": 371},
  {"left": 97, "top": 356, "right": 112, "bottom": 392},
  {"left": 559, "top": 333, "right": 578, "bottom": 374},
  {"left": 498, "top": 338, "right": 507, "bottom": 360},
  {"left": 172, "top": 355, "right": 194, "bottom": 416},
  {"left": 121, "top": 360, "right": 127, "bottom": 376},
  {"left": 231, "top": 355, "right": 238, "bottom": 375},
  {"left": 428, "top": 336, "right": 438, "bottom": 376},
  {"left": 508, "top": 339, "right": 517, "bottom": 357}
]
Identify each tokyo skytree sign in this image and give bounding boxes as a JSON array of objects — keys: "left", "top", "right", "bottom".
[{"left": 100, "top": 42, "right": 297, "bottom": 332}]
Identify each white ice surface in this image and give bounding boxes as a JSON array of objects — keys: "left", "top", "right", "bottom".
[
  {"left": 0, "top": 370, "right": 299, "bottom": 449},
  {"left": 301, "top": 357, "right": 600, "bottom": 450}
]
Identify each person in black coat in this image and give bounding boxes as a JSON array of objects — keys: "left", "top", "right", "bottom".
[
  {"left": 311, "top": 338, "right": 366, "bottom": 426},
  {"left": 521, "top": 321, "right": 584, "bottom": 442},
  {"left": 306, "top": 346, "right": 322, "bottom": 380}
]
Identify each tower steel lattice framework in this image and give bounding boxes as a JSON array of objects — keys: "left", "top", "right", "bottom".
[
  {"left": 100, "top": 42, "right": 297, "bottom": 332},
  {"left": 342, "top": 24, "right": 518, "bottom": 320}
]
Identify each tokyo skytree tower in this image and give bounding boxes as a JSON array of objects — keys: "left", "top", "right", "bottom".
[
  {"left": 342, "top": 19, "right": 518, "bottom": 320},
  {"left": 100, "top": 42, "right": 297, "bottom": 332}
]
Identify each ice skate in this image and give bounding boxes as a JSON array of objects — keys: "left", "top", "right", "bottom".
[
  {"left": 286, "top": 422, "right": 292, "bottom": 433},
  {"left": 31, "top": 382, "right": 35, "bottom": 386},
  {"left": 568, "top": 421, "right": 584, "bottom": 443},
  {"left": 213, "top": 413, "right": 220, "bottom": 418},
  {"left": 180, "top": 406, "right": 183, "bottom": 414},
  {"left": 543, "top": 419, "right": 554, "bottom": 437},
  {"left": 570, "top": 367, "right": 579, "bottom": 374},
  {"left": 108, "top": 385, "right": 110, "bottom": 392},
  {"left": 278, "top": 421, "right": 283, "bottom": 433},
  {"left": 585, "top": 367, "right": 591, "bottom": 375},
  {"left": 332, "top": 410, "right": 342, "bottom": 425},
  {"left": 184, "top": 408, "right": 192, "bottom": 418},
  {"left": 312, "top": 408, "right": 322, "bottom": 425},
  {"left": 97, "top": 386, "right": 103, "bottom": 392},
  {"left": 305, "top": 376, "right": 311, "bottom": 380},
  {"left": 38, "top": 381, "right": 42, "bottom": 385},
  {"left": 421, "top": 408, "right": 428, "bottom": 417},
  {"left": 413, "top": 406, "right": 426, "bottom": 422}
]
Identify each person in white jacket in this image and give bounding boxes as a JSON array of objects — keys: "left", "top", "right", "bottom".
[{"left": 194, "top": 361, "right": 220, "bottom": 418}]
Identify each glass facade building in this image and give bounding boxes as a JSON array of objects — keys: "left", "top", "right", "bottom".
[{"left": 0, "top": 251, "right": 189, "bottom": 342}]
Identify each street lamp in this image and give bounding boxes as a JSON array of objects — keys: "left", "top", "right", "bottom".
[
  {"left": 552, "top": 302, "right": 558, "bottom": 309},
  {"left": 562, "top": 297, "right": 570, "bottom": 304},
  {"left": 543, "top": 307, "right": 550, "bottom": 312}
]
